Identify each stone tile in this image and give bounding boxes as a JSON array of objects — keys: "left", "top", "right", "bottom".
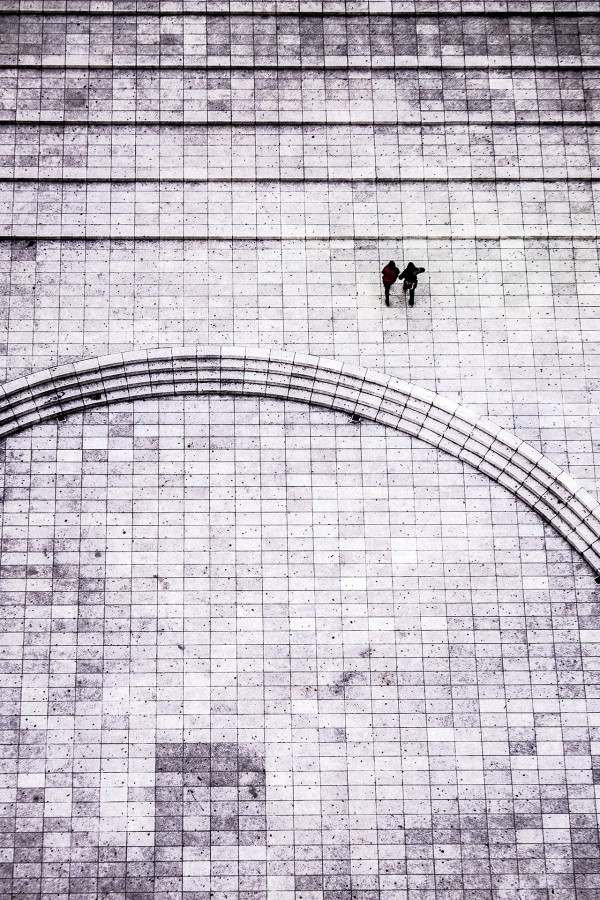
[{"left": 0, "top": 6, "right": 599, "bottom": 900}]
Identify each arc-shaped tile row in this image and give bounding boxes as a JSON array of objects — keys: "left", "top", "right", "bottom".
[{"left": 1, "top": 345, "right": 599, "bottom": 576}]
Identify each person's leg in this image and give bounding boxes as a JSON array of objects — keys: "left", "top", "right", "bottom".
[
  {"left": 384, "top": 283, "right": 390, "bottom": 305},
  {"left": 409, "top": 285, "right": 415, "bottom": 306}
]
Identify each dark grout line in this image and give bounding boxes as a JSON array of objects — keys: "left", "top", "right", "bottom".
[
  {"left": 2, "top": 62, "right": 598, "bottom": 71},
  {"left": 2, "top": 234, "right": 597, "bottom": 242},
  {"left": 2, "top": 175, "right": 599, "bottom": 184},
  {"left": 0, "top": 119, "right": 597, "bottom": 127},
  {"left": 0, "top": 7, "right": 597, "bottom": 15}
]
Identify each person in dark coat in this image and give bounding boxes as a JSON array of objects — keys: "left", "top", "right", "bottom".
[
  {"left": 381, "top": 260, "right": 400, "bottom": 306},
  {"left": 400, "top": 261, "right": 425, "bottom": 306}
]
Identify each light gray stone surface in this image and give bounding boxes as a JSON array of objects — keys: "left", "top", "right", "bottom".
[
  {"left": 1, "top": 347, "right": 599, "bottom": 573},
  {"left": 0, "top": 4, "right": 599, "bottom": 899}
]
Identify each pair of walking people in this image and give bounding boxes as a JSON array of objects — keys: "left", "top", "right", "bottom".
[{"left": 382, "top": 261, "right": 425, "bottom": 306}]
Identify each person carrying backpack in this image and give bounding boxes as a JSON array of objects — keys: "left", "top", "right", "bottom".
[
  {"left": 381, "top": 260, "right": 400, "bottom": 306},
  {"left": 400, "top": 261, "right": 425, "bottom": 306}
]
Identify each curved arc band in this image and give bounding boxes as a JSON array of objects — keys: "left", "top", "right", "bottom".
[{"left": 1, "top": 345, "right": 599, "bottom": 575}]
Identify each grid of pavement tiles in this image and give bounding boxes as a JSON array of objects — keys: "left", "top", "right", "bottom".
[
  {"left": 0, "top": 2, "right": 600, "bottom": 899},
  {"left": 1, "top": 398, "right": 599, "bottom": 900},
  {"left": 3, "top": 236, "right": 599, "bottom": 493},
  {"left": 1, "top": 345, "right": 599, "bottom": 575}
]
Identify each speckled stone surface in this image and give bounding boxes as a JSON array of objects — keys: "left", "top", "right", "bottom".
[{"left": 0, "top": 4, "right": 599, "bottom": 899}]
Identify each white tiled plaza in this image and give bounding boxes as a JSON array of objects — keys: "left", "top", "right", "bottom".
[{"left": 0, "top": 3, "right": 599, "bottom": 899}]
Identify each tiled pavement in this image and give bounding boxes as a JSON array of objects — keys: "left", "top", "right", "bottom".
[
  {"left": 2, "top": 399, "right": 598, "bottom": 899},
  {"left": 3, "top": 237, "right": 599, "bottom": 490},
  {"left": 0, "top": 3, "right": 599, "bottom": 899}
]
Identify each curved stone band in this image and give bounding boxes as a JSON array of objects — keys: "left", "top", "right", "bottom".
[{"left": 1, "top": 345, "right": 599, "bottom": 576}]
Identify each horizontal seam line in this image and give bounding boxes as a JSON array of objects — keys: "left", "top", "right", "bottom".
[
  {"left": 1, "top": 63, "right": 599, "bottom": 71},
  {"left": 1, "top": 9, "right": 599, "bottom": 16},
  {"left": 2, "top": 234, "right": 598, "bottom": 241},
  {"left": 0, "top": 119, "right": 596, "bottom": 127},
  {"left": 2, "top": 176, "right": 599, "bottom": 183}
]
